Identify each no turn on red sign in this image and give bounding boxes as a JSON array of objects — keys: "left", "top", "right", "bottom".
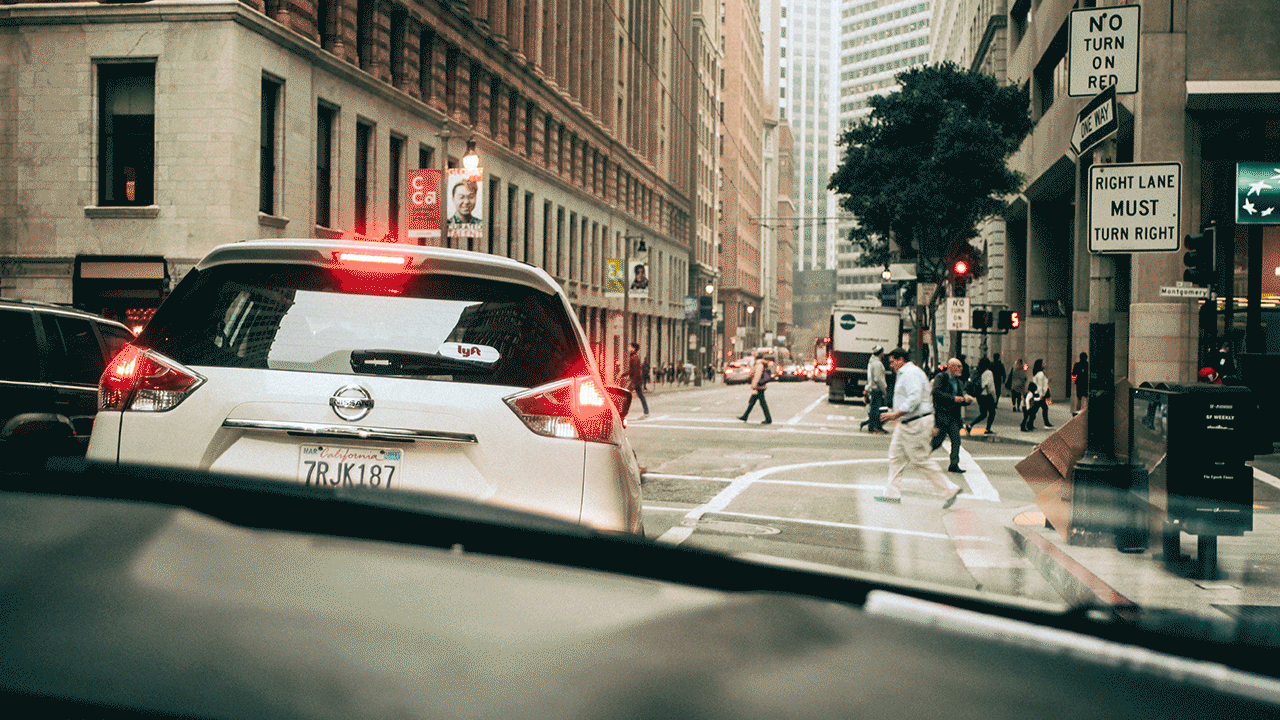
[{"left": 1069, "top": 5, "right": 1140, "bottom": 97}]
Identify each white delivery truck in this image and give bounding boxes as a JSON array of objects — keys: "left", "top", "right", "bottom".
[{"left": 824, "top": 305, "right": 901, "bottom": 404}]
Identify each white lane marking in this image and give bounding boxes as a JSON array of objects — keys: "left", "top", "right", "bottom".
[
  {"left": 643, "top": 505, "right": 697, "bottom": 513},
  {"left": 789, "top": 394, "right": 829, "bottom": 425},
  {"left": 653, "top": 456, "right": 993, "bottom": 546},
  {"left": 643, "top": 473, "right": 732, "bottom": 482},
  {"left": 951, "top": 443, "right": 999, "bottom": 502}
]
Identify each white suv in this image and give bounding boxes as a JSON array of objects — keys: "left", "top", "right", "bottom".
[{"left": 87, "top": 240, "right": 643, "bottom": 534}]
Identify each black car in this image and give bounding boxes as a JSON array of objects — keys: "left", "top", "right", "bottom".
[{"left": 0, "top": 299, "right": 133, "bottom": 463}]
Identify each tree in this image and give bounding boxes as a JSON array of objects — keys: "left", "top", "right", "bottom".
[{"left": 828, "top": 63, "right": 1032, "bottom": 273}]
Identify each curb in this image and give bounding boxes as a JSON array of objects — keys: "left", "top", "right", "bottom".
[{"left": 1006, "top": 522, "right": 1136, "bottom": 610}]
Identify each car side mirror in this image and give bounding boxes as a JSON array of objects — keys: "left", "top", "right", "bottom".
[{"left": 605, "top": 385, "right": 632, "bottom": 418}]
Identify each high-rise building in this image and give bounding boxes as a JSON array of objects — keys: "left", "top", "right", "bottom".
[
  {"left": 835, "top": 0, "right": 932, "bottom": 304},
  {"left": 718, "top": 0, "right": 768, "bottom": 359}
]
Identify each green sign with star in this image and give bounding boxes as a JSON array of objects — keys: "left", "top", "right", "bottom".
[{"left": 1236, "top": 162, "right": 1280, "bottom": 224}]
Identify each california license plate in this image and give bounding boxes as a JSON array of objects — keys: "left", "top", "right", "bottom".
[{"left": 299, "top": 445, "right": 401, "bottom": 489}]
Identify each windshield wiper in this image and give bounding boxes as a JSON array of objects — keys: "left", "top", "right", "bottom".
[{"left": 350, "top": 349, "right": 489, "bottom": 376}]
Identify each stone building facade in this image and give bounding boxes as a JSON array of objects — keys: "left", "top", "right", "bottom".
[{"left": 0, "top": 0, "right": 707, "bottom": 379}]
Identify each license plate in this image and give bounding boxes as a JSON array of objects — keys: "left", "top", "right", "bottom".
[{"left": 299, "top": 445, "right": 401, "bottom": 490}]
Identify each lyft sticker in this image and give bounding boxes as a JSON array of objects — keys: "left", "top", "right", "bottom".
[{"left": 437, "top": 342, "right": 500, "bottom": 364}]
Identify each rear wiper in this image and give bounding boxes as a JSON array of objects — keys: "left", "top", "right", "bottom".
[{"left": 350, "top": 349, "right": 488, "bottom": 376}]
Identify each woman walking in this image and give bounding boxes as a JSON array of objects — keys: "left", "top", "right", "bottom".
[
  {"left": 1032, "top": 359, "right": 1053, "bottom": 428},
  {"left": 966, "top": 357, "right": 998, "bottom": 434},
  {"left": 1006, "top": 359, "right": 1028, "bottom": 412}
]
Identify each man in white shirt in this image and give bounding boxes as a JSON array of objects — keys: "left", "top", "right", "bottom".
[
  {"left": 874, "top": 348, "right": 964, "bottom": 508},
  {"left": 862, "top": 345, "right": 889, "bottom": 434}
]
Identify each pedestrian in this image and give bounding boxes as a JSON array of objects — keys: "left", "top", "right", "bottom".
[
  {"left": 957, "top": 353, "right": 970, "bottom": 384},
  {"left": 966, "top": 356, "right": 998, "bottom": 435},
  {"left": 1072, "top": 352, "right": 1089, "bottom": 415},
  {"left": 860, "top": 346, "right": 889, "bottom": 434},
  {"left": 1007, "top": 358, "right": 1028, "bottom": 412},
  {"left": 641, "top": 356, "right": 651, "bottom": 390},
  {"left": 1021, "top": 381, "right": 1043, "bottom": 431},
  {"left": 1032, "top": 359, "right": 1053, "bottom": 428},
  {"left": 737, "top": 351, "right": 774, "bottom": 424},
  {"left": 930, "top": 357, "right": 974, "bottom": 473},
  {"left": 991, "top": 353, "right": 1007, "bottom": 405},
  {"left": 626, "top": 342, "right": 649, "bottom": 420},
  {"left": 874, "top": 348, "right": 964, "bottom": 508}
]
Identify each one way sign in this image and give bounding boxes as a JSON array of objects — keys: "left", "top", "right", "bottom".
[{"left": 1071, "top": 85, "right": 1117, "bottom": 156}]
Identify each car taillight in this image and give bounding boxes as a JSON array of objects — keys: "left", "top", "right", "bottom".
[
  {"left": 99, "top": 345, "right": 206, "bottom": 412},
  {"left": 504, "top": 376, "right": 621, "bottom": 444}
]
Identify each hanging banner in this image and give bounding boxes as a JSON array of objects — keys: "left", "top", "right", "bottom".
[
  {"left": 627, "top": 260, "right": 649, "bottom": 300},
  {"left": 447, "top": 168, "right": 484, "bottom": 241},
  {"left": 605, "top": 260, "right": 626, "bottom": 297},
  {"left": 406, "top": 169, "right": 441, "bottom": 240}
]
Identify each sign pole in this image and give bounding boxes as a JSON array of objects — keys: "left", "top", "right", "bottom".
[{"left": 1072, "top": 138, "right": 1141, "bottom": 550}]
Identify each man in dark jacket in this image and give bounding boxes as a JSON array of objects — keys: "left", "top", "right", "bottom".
[{"left": 930, "top": 357, "right": 973, "bottom": 473}]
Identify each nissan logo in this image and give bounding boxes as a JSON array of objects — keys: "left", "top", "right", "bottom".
[{"left": 330, "top": 384, "right": 374, "bottom": 421}]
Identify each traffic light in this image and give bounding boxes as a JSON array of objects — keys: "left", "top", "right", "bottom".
[
  {"left": 971, "top": 309, "right": 993, "bottom": 329},
  {"left": 997, "top": 310, "right": 1020, "bottom": 330},
  {"left": 1182, "top": 229, "right": 1215, "bottom": 287}
]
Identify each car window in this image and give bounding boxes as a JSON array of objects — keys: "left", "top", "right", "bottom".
[
  {"left": 0, "top": 308, "right": 40, "bottom": 382},
  {"left": 41, "top": 314, "right": 105, "bottom": 385},
  {"left": 140, "top": 264, "right": 586, "bottom": 389}
]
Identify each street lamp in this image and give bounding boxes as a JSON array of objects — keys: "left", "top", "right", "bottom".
[
  {"left": 462, "top": 139, "right": 479, "bottom": 171},
  {"left": 437, "top": 124, "right": 451, "bottom": 248},
  {"left": 621, "top": 234, "right": 646, "bottom": 380}
]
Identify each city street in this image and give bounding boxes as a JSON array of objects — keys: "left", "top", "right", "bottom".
[
  {"left": 628, "top": 378, "right": 1280, "bottom": 618},
  {"left": 628, "top": 379, "right": 1065, "bottom": 606}
]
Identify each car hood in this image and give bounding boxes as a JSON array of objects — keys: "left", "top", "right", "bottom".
[{"left": 3, "top": 471, "right": 1279, "bottom": 719}]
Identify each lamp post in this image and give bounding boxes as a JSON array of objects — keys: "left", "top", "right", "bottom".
[
  {"left": 437, "top": 124, "right": 450, "bottom": 248},
  {"left": 621, "top": 234, "right": 646, "bottom": 380}
]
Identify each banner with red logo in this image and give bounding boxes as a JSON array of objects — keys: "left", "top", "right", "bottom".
[{"left": 407, "top": 169, "right": 441, "bottom": 241}]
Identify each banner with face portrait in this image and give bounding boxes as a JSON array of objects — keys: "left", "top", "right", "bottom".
[
  {"left": 447, "top": 168, "right": 484, "bottom": 241},
  {"left": 628, "top": 261, "right": 649, "bottom": 299}
]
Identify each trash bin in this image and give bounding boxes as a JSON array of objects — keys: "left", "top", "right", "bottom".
[{"left": 1129, "top": 383, "right": 1258, "bottom": 577}]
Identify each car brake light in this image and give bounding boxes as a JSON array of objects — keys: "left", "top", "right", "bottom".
[
  {"left": 504, "top": 376, "right": 621, "bottom": 444},
  {"left": 99, "top": 345, "right": 206, "bottom": 412},
  {"left": 332, "top": 250, "right": 413, "bottom": 295}
]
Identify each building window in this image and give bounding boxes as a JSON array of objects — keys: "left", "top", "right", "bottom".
[
  {"left": 357, "top": 0, "right": 374, "bottom": 71},
  {"left": 355, "top": 121, "right": 373, "bottom": 235},
  {"left": 389, "top": 135, "right": 404, "bottom": 239},
  {"left": 98, "top": 62, "right": 155, "bottom": 207},
  {"left": 259, "top": 77, "right": 282, "bottom": 215},
  {"left": 317, "top": 0, "right": 336, "bottom": 51},
  {"left": 316, "top": 104, "right": 336, "bottom": 228},
  {"left": 389, "top": 6, "right": 406, "bottom": 87},
  {"left": 419, "top": 29, "right": 435, "bottom": 101}
]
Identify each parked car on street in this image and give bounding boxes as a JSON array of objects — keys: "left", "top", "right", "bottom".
[
  {"left": 0, "top": 298, "right": 133, "bottom": 464},
  {"left": 86, "top": 240, "right": 643, "bottom": 535}
]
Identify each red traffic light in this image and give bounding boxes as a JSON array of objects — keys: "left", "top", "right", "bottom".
[{"left": 952, "top": 259, "right": 969, "bottom": 276}]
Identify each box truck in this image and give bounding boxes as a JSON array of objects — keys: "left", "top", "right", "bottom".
[{"left": 824, "top": 306, "right": 901, "bottom": 404}]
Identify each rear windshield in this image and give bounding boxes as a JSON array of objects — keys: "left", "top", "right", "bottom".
[{"left": 140, "top": 264, "right": 587, "bottom": 389}]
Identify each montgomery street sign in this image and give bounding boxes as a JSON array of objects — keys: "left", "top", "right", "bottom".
[{"left": 1071, "top": 85, "right": 1117, "bottom": 156}]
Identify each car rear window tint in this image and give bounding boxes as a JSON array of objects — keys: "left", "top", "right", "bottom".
[
  {"left": 0, "top": 309, "right": 40, "bottom": 382},
  {"left": 140, "top": 264, "right": 586, "bottom": 389}
]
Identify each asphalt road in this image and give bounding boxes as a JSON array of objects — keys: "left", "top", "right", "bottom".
[{"left": 625, "top": 379, "right": 1065, "bottom": 607}]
